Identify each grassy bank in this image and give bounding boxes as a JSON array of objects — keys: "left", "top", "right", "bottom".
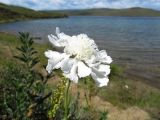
[
  {"left": 0, "top": 32, "right": 160, "bottom": 119},
  {"left": 0, "top": 3, "right": 68, "bottom": 23}
]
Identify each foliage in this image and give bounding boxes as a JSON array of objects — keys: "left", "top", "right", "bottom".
[
  {"left": 109, "top": 64, "right": 123, "bottom": 78},
  {"left": 0, "top": 32, "right": 51, "bottom": 119},
  {"left": 0, "top": 62, "right": 31, "bottom": 119},
  {"left": 15, "top": 32, "right": 39, "bottom": 69},
  {"left": 99, "top": 111, "right": 108, "bottom": 120}
]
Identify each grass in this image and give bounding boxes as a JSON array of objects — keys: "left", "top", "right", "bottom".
[
  {"left": 97, "top": 69, "right": 160, "bottom": 119},
  {"left": 98, "top": 76, "right": 160, "bottom": 108},
  {"left": 0, "top": 32, "right": 160, "bottom": 119},
  {"left": 0, "top": 32, "right": 18, "bottom": 65}
]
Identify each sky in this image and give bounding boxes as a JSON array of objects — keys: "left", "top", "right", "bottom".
[{"left": 0, "top": 0, "right": 160, "bottom": 10}]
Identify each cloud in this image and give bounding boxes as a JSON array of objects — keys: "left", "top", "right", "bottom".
[{"left": 0, "top": 0, "right": 160, "bottom": 10}]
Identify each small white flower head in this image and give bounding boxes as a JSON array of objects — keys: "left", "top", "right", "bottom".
[
  {"left": 124, "top": 85, "right": 129, "bottom": 89},
  {"left": 45, "top": 27, "right": 112, "bottom": 87}
]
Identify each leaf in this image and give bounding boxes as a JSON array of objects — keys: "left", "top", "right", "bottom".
[
  {"left": 31, "top": 57, "right": 39, "bottom": 67},
  {"left": 14, "top": 56, "right": 27, "bottom": 62},
  {"left": 28, "top": 38, "right": 34, "bottom": 46},
  {"left": 31, "top": 50, "right": 38, "bottom": 55}
]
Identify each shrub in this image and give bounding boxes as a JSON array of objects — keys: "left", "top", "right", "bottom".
[{"left": 0, "top": 32, "right": 51, "bottom": 119}]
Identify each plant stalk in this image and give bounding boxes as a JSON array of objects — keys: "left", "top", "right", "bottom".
[
  {"left": 84, "top": 77, "right": 91, "bottom": 109},
  {"left": 63, "top": 79, "right": 71, "bottom": 120}
]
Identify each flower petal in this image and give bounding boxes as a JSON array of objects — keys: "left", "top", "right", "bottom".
[
  {"left": 91, "top": 67, "right": 105, "bottom": 77},
  {"left": 85, "top": 55, "right": 96, "bottom": 65},
  {"left": 77, "top": 61, "right": 91, "bottom": 78},
  {"left": 48, "top": 34, "right": 66, "bottom": 52},
  {"left": 54, "top": 55, "right": 68, "bottom": 69},
  {"left": 46, "top": 59, "right": 55, "bottom": 74},
  {"left": 97, "top": 50, "right": 112, "bottom": 64},
  {"left": 91, "top": 72, "right": 109, "bottom": 87},
  {"left": 64, "top": 61, "right": 78, "bottom": 83},
  {"left": 56, "top": 27, "right": 70, "bottom": 44},
  {"left": 98, "top": 64, "right": 111, "bottom": 76},
  {"left": 45, "top": 50, "right": 65, "bottom": 73},
  {"left": 48, "top": 35, "right": 60, "bottom": 47},
  {"left": 56, "top": 27, "right": 60, "bottom": 35},
  {"left": 45, "top": 50, "right": 62, "bottom": 59},
  {"left": 91, "top": 66, "right": 110, "bottom": 87},
  {"left": 61, "top": 58, "right": 75, "bottom": 74}
]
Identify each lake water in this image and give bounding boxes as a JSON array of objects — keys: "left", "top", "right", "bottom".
[
  {"left": 0, "top": 16, "right": 160, "bottom": 87},
  {"left": 0, "top": 16, "right": 160, "bottom": 66}
]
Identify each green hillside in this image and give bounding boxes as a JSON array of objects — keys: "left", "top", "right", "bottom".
[
  {"left": 50, "top": 7, "right": 160, "bottom": 17},
  {"left": 0, "top": 3, "right": 67, "bottom": 23},
  {"left": 1, "top": 2, "right": 160, "bottom": 23}
]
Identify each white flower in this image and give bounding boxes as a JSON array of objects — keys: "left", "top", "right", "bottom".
[
  {"left": 64, "top": 34, "right": 98, "bottom": 61},
  {"left": 124, "top": 85, "right": 129, "bottom": 89},
  {"left": 45, "top": 27, "right": 112, "bottom": 87}
]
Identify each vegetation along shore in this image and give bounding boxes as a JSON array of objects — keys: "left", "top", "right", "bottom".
[{"left": 0, "top": 32, "right": 160, "bottom": 119}]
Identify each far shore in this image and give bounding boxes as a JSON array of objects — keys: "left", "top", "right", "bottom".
[{"left": 0, "top": 16, "right": 68, "bottom": 24}]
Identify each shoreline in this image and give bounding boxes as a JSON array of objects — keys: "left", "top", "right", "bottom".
[
  {"left": 121, "top": 64, "right": 160, "bottom": 89},
  {"left": 2, "top": 15, "right": 160, "bottom": 24},
  {"left": 0, "top": 16, "right": 68, "bottom": 24}
]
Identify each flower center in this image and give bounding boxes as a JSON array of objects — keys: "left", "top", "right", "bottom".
[{"left": 64, "top": 34, "right": 97, "bottom": 61}]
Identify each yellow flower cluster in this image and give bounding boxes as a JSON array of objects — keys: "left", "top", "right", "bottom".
[{"left": 48, "top": 77, "right": 66, "bottom": 118}]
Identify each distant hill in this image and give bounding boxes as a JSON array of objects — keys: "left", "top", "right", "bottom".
[
  {"left": 1, "top": 3, "right": 160, "bottom": 23},
  {"left": 0, "top": 3, "right": 67, "bottom": 23},
  {"left": 48, "top": 7, "right": 160, "bottom": 17}
]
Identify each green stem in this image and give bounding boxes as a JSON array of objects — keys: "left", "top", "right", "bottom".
[
  {"left": 63, "top": 79, "right": 71, "bottom": 120},
  {"left": 84, "top": 78, "right": 90, "bottom": 109},
  {"left": 84, "top": 92, "right": 90, "bottom": 108}
]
